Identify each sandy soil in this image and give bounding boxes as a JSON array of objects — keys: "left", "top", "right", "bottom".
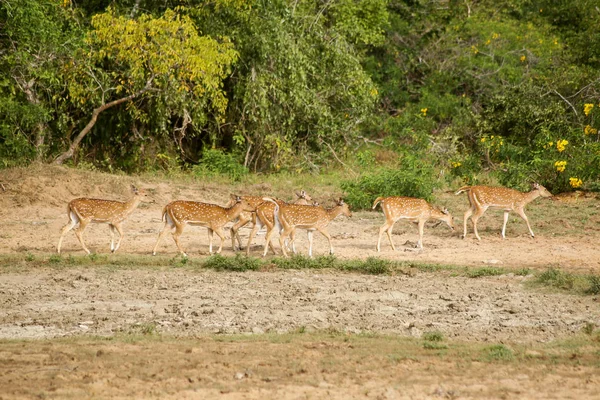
[{"left": 0, "top": 165, "right": 599, "bottom": 398}]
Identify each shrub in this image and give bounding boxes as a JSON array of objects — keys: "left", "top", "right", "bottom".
[
  {"left": 341, "top": 155, "right": 439, "bottom": 210},
  {"left": 192, "top": 148, "right": 248, "bottom": 182},
  {"left": 482, "top": 344, "right": 514, "bottom": 361}
]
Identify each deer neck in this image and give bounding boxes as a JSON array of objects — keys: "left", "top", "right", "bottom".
[
  {"left": 123, "top": 195, "right": 143, "bottom": 215},
  {"left": 226, "top": 202, "right": 245, "bottom": 220},
  {"left": 522, "top": 189, "right": 541, "bottom": 205},
  {"left": 326, "top": 206, "right": 344, "bottom": 221}
]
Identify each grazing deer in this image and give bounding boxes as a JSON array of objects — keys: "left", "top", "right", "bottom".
[
  {"left": 152, "top": 195, "right": 256, "bottom": 256},
  {"left": 262, "top": 198, "right": 351, "bottom": 258},
  {"left": 57, "top": 185, "right": 146, "bottom": 254},
  {"left": 455, "top": 183, "right": 552, "bottom": 240},
  {"left": 229, "top": 190, "right": 313, "bottom": 251},
  {"left": 245, "top": 196, "right": 319, "bottom": 256},
  {"left": 372, "top": 196, "right": 455, "bottom": 251}
]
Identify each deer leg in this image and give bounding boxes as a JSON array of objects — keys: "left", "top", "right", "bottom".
[
  {"left": 289, "top": 229, "right": 298, "bottom": 254},
  {"left": 230, "top": 215, "right": 250, "bottom": 251},
  {"left": 471, "top": 207, "right": 486, "bottom": 241},
  {"left": 462, "top": 207, "right": 474, "bottom": 239},
  {"left": 213, "top": 227, "right": 226, "bottom": 254},
  {"left": 112, "top": 223, "right": 124, "bottom": 253},
  {"left": 307, "top": 230, "right": 314, "bottom": 258},
  {"left": 109, "top": 224, "right": 116, "bottom": 252},
  {"left": 207, "top": 228, "right": 215, "bottom": 254},
  {"left": 74, "top": 220, "right": 91, "bottom": 255},
  {"left": 246, "top": 221, "right": 261, "bottom": 256},
  {"left": 317, "top": 227, "right": 333, "bottom": 255},
  {"left": 263, "top": 226, "right": 278, "bottom": 257},
  {"left": 152, "top": 219, "right": 174, "bottom": 256},
  {"left": 515, "top": 207, "right": 535, "bottom": 237},
  {"left": 501, "top": 211, "right": 510, "bottom": 239},
  {"left": 377, "top": 220, "right": 393, "bottom": 252},
  {"left": 57, "top": 211, "right": 79, "bottom": 254},
  {"left": 417, "top": 219, "right": 425, "bottom": 249},
  {"left": 172, "top": 223, "right": 187, "bottom": 257},
  {"left": 278, "top": 227, "right": 294, "bottom": 258}
]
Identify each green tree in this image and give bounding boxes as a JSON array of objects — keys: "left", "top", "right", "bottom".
[{"left": 54, "top": 7, "right": 238, "bottom": 164}]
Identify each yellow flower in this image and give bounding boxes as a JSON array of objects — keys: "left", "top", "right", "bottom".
[
  {"left": 520, "top": 55, "right": 526, "bottom": 62},
  {"left": 554, "top": 160, "right": 567, "bottom": 173},
  {"left": 556, "top": 139, "right": 568, "bottom": 152},
  {"left": 569, "top": 177, "right": 583, "bottom": 188},
  {"left": 421, "top": 108, "right": 428, "bottom": 117},
  {"left": 584, "top": 125, "right": 598, "bottom": 135},
  {"left": 584, "top": 103, "right": 594, "bottom": 116},
  {"left": 480, "top": 137, "right": 486, "bottom": 143},
  {"left": 471, "top": 45, "right": 479, "bottom": 54},
  {"left": 548, "top": 141, "right": 553, "bottom": 147},
  {"left": 486, "top": 39, "right": 491, "bottom": 45},
  {"left": 492, "top": 33, "right": 500, "bottom": 40},
  {"left": 451, "top": 161, "right": 462, "bottom": 168}
]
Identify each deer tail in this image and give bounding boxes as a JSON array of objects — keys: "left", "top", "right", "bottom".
[{"left": 372, "top": 197, "right": 384, "bottom": 210}]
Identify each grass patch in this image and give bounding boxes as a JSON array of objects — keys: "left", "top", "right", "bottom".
[
  {"left": 466, "top": 266, "right": 505, "bottom": 278},
  {"left": 533, "top": 267, "right": 600, "bottom": 295},
  {"left": 482, "top": 344, "right": 514, "bottom": 361},
  {"left": 202, "top": 254, "right": 262, "bottom": 271}
]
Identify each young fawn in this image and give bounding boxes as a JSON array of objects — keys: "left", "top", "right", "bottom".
[
  {"left": 262, "top": 198, "right": 351, "bottom": 258},
  {"left": 455, "top": 183, "right": 552, "bottom": 240},
  {"left": 57, "top": 185, "right": 146, "bottom": 254},
  {"left": 152, "top": 195, "right": 255, "bottom": 257},
  {"left": 229, "top": 190, "right": 313, "bottom": 251},
  {"left": 372, "top": 196, "right": 455, "bottom": 251},
  {"left": 245, "top": 194, "right": 319, "bottom": 256}
]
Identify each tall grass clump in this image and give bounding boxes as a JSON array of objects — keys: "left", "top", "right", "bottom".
[
  {"left": 202, "top": 254, "right": 262, "bottom": 271},
  {"left": 342, "top": 257, "right": 392, "bottom": 275}
]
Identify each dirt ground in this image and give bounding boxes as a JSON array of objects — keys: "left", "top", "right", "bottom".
[{"left": 0, "top": 165, "right": 599, "bottom": 398}]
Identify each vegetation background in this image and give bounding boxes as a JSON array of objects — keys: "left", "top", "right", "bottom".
[{"left": 2, "top": 0, "right": 600, "bottom": 208}]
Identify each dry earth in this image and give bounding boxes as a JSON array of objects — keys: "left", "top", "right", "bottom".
[{"left": 0, "top": 165, "right": 599, "bottom": 399}]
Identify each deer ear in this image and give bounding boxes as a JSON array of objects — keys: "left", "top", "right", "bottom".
[
  {"left": 442, "top": 207, "right": 449, "bottom": 215},
  {"left": 230, "top": 193, "right": 237, "bottom": 200}
]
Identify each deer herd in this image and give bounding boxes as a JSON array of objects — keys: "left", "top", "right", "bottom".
[{"left": 57, "top": 183, "right": 553, "bottom": 257}]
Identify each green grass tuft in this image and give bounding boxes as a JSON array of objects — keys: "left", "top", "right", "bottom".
[{"left": 482, "top": 344, "right": 514, "bottom": 361}]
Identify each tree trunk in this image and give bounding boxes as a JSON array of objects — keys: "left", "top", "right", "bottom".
[
  {"left": 54, "top": 84, "right": 153, "bottom": 165},
  {"left": 18, "top": 78, "right": 48, "bottom": 161}
]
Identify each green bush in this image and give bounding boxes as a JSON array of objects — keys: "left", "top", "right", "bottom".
[
  {"left": 341, "top": 155, "right": 439, "bottom": 210},
  {"left": 482, "top": 344, "right": 514, "bottom": 361},
  {"left": 192, "top": 148, "right": 248, "bottom": 182}
]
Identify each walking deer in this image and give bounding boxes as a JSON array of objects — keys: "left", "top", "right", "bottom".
[
  {"left": 262, "top": 198, "right": 351, "bottom": 257},
  {"left": 245, "top": 195, "right": 319, "bottom": 256},
  {"left": 229, "top": 190, "right": 313, "bottom": 251},
  {"left": 372, "top": 196, "right": 455, "bottom": 251},
  {"left": 455, "top": 183, "right": 552, "bottom": 240},
  {"left": 57, "top": 185, "right": 146, "bottom": 254},
  {"left": 152, "top": 195, "right": 256, "bottom": 257}
]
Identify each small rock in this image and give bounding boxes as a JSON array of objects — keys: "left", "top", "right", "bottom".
[{"left": 483, "top": 259, "right": 503, "bottom": 264}]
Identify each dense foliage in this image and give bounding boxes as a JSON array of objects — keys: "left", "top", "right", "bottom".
[{"left": 1, "top": 0, "right": 599, "bottom": 196}]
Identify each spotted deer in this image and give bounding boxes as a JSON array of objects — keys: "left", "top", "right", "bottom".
[
  {"left": 262, "top": 198, "right": 351, "bottom": 257},
  {"left": 245, "top": 196, "right": 319, "bottom": 256},
  {"left": 152, "top": 195, "right": 256, "bottom": 256},
  {"left": 455, "top": 183, "right": 552, "bottom": 240},
  {"left": 57, "top": 185, "right": 147, "bottom": 254},
  {"left": 229, "top": 190, "right": 313, "bottom": 251},
  {"left": 372, "top": 196, "right": 455, "bottom": 251}
]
